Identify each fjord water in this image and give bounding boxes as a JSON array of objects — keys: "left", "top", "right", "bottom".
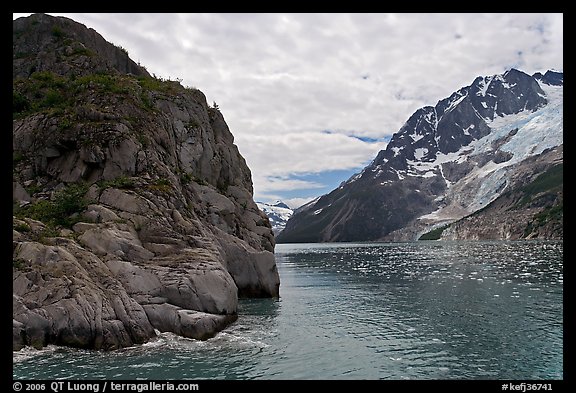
[{"left": 13, "top": 241, "right": 563, "bottom": 380}]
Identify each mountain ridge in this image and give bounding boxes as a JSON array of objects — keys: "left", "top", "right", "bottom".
[{"left": 277, "top": 68, "right": 563, "bottom": 243}]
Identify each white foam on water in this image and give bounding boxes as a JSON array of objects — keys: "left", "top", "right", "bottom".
[{"left": 13, "top": 345, "right": 59, "bottom": 363}]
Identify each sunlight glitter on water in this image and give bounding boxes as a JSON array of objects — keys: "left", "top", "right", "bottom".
[{"left": 14, "top": 240, "right": 563, "bottom": 380}]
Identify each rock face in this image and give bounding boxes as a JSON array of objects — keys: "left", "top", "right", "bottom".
[
  {"left": 13, "top": 13, "right": 279, "bottom": 351},
  {"left": 277, "top": 69, "right": 563, "bottom": 243}
]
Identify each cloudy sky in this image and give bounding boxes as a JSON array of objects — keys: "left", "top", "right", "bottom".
[{"left": 13, "top": 13, "right": 563, "bottom": 208}]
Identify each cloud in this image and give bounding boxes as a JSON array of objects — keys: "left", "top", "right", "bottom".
[
  {"left": 13, "top": 12, "right": 563, "bottom": 203},
  {"left": 254, "top": 176, "right": 325, "bottom": 192},
  {"left": 283, "top": 197, "right": 317, "bottom": 210},
  {"left": 251, "top": 177, "right": 324, "bottom": 208},
  {"left": 241, "top": 130, "right": 386, "bottom": 201},
  {"left": 236, "top": 131, "right": 387, "bottom": 176}
]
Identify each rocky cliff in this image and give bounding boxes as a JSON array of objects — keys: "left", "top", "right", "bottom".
[
  {"left": 277, "top": 69, "right": 563, "bottom": 243},
  {"left": 13, "top": 13, "right": 279, "bottom": 351}
]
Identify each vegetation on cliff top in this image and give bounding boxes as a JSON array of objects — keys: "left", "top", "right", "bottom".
[{"left": 13, "top": 69, "right": 197, "bottom": 121}]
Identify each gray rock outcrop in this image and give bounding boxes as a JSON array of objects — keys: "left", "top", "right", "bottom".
[{"left": 13, "top": 13, "right": 279, "bottom": 351}]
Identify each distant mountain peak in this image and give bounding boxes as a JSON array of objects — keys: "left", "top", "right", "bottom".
[
  {"left": 533, "top": 70, "right": 563, "bottom": 86},
  {"left": 272, "top": 200, "right": 290, "bottom": 209},
  {"left": 256, "top": 201, "right": 294, "bottom": 235}
]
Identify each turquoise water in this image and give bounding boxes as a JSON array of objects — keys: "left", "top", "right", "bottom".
[{"left": 13, "top": 240, "right": 563, "bottom": 380}]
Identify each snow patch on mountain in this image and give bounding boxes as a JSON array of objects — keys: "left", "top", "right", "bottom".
[
  {"left": 419, "top": 81, "right": 562, "bottom": 221},
  {"left": 489, "top": 83, "right": 563, "bottom": 157},
  {"left": 256, "top": 201, "right": 294, "bottom": 234}
]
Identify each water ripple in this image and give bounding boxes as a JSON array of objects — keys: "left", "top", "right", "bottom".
[{"left": 14, "top": 240, "right": 562, "bottom": 380}]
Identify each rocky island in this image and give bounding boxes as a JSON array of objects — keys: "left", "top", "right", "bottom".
[{"left": 13, "top": 13, "right": 280, "bottom": 351}]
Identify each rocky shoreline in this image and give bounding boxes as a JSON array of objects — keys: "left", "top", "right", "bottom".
[{"left": 13, "top": 13, "right": 279, "bottom": 351}]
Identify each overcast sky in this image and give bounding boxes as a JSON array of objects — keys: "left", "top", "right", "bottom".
[{"left": 13, "top": 13, "right": 563, "bottom": 208}]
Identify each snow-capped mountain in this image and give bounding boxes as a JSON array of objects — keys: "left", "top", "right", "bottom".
[
  {"left": 277, "top": 69, "right": 563, "bottom": 243},
  {"left": 256, "top": 201, "right": 294, "bottom": 234}
]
